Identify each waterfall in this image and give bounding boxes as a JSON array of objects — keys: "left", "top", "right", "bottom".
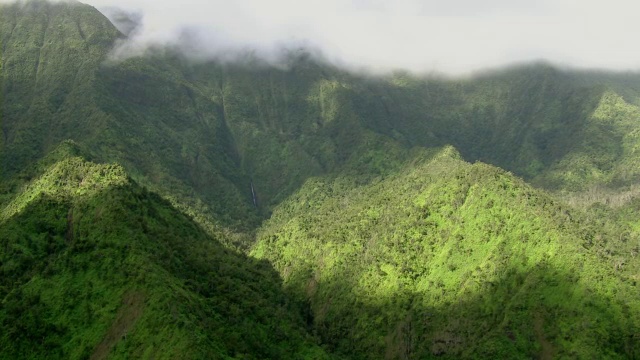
[{"left": 251, "top": 181, "right": 257, "bottom": 207}]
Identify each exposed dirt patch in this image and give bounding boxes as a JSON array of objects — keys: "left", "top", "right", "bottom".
[
  {"left": 306, "top": 277, "right": 318, "bottom": 297},
  {"left": 534, "top": 312, "right": 556, "bottom": 360},
  {"left": 385, "top": 315, "right": 414, "bottom": 360},
  {"left": 90, "top": 291, "right": 145, "bottom": 360}
]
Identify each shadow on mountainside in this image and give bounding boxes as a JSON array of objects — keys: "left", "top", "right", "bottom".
[
  {"left": 349, "top": 64, "right": 608, "bottom": 183},
  {"left": 93, "top": 54, "right": 616, "bottom": 232},
  {"left": 253, "top": 148, "right": 640, "bottom": 359},
  {"left": 0, "top": 177, "right": 327, "bottom": 359},
  {"left": 286, "top": 259, "right": 639, "bottom": 359}
]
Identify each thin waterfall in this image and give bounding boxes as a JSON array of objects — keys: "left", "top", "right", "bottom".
[{"left": 250, "top": 181, "right": 257, "bottom": 207}]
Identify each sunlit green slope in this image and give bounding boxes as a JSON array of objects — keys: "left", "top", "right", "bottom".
[
  {"left": 0, "top": 142, "right": 329, "bottom": 359},
  {"left": 253, "top": 146, "right": 640, "bottom": 359}
]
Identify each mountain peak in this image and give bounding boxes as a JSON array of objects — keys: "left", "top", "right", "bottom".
[{"left": 1, "top": 0, "right": 121, "bottom": 47}]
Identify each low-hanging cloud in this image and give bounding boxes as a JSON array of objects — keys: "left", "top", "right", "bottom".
[{"left": 80, "top": 0, "right": 640, "bottom": 74}]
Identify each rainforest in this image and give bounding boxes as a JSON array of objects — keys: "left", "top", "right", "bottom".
[{"left": 1, "top": 1, "right": 639, "bottom": 359}]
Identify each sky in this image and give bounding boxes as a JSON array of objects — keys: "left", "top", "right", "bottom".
[{"left": 79, "top": 0, "right": 640, "bottom": 75}]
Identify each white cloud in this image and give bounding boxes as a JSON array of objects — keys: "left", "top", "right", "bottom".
[{"left": 79, "top": 0, "right": 640, "bottom": 74}]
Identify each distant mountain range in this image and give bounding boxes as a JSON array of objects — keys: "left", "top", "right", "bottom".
[{"left": 1, "top": 1, "right": 639, "bottom": 358}]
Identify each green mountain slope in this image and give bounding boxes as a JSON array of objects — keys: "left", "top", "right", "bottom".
[
  {"left": 535, "top": 88, "right": 640, "bottom": 190},
  {"left": 2, "top": 1, "right": 640, "bottom": 359},
  {"left": 347, "top": 64, "right": 640, "bottom": 192},
  {"left": 253, "top": 147, "right": 640, "bottom": 358},
  {"left": 0, "top": 143, "right": 328, "bottom": 359},
  {"left": 4, "top": 1, "right": 640, "bottom": 233},
  {"left": 0, "top": 0, "right": 258, "bottom": 235},
  {"left": 0, "top": 0, "right": 120, "bottom": 173}
]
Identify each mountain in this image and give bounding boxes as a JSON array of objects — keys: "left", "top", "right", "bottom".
[
  {"left": 1, "top": 1, "right": 640, "bottom": 359},
  {"left": 0, "top": 141, "right": 328, "bottom": 359},
  {"left": 253, "top": 146, "right": 640, "bottom": 358},
  {"left": 5, "top": 1, "right": 640, "bottom": 230}
]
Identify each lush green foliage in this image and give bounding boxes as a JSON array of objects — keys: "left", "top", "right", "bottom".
[
  {"left": 253, "top": 147, "right": 640, "bottom": 358},
  {"left": 0, "top": 147, "right": 328, "bottom": 359},
  {"left": 2, "top": 1, "right": 640, "bottom": 359},
  {"left": 4, "top": 1, "right": 640, "bottom": 232}
]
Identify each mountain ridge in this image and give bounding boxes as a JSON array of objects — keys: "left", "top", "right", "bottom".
[
  {"left": 3, "top": 0, "right": 640, "bottom": 224},
  {"left": 253, "top": 146, "right": 640, "bottom": 358},
  {"left": 2, "top": 1, "right": 640, "bottom": 358},
  {"left": 0, "top": 142, "right": 329, "bottom": 359}
]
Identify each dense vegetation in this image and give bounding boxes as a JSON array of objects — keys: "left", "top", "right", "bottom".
[
  {"left": 1, "top": 1, "right": 640, "bottom": 358},
  {"left": 0, "top": 142, "right": 328, "bottom": 359},
  {"left": 254, "top": 146, "right": 640, "bottom": 358}
]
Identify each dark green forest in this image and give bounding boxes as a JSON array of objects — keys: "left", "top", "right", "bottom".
[{"left": 1, "top": 1, "right": 639, "bottom": 359}]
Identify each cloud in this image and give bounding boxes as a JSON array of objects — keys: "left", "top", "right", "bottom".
[
  {"left": 100, "top": 6, "right": 143, "bottom": 36},
  {"left": 80, "top": 0, "right": 640, "bottom": 74}
]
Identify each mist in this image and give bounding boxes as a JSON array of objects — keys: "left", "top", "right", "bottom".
[{"left": 81, "top": 0, "right": 640, "bottom": 74}]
